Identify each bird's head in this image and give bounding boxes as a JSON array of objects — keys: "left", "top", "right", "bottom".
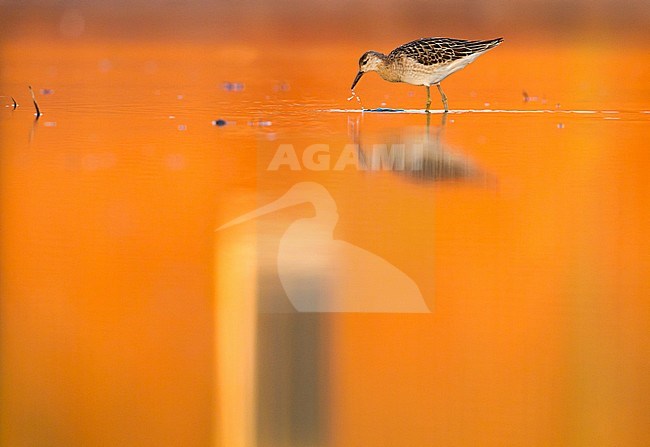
[{"left": 351, "top": 51, "right": 384, "bottom": 90}]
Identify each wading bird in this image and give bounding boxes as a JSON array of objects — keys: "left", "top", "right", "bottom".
[{"left": 351, "top": 37, "right": 503, "bottom": 112}]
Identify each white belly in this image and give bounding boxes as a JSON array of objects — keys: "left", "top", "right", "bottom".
[{"left": 401, "top": 50, "right": 487, "bottom": 86}]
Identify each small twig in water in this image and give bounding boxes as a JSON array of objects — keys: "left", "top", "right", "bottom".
[
  {"left": 29, "top": 85, "right": 41, "bottom": 117},
  {"left": 11, "top": 96, "right": 17, "bottom": 110}
]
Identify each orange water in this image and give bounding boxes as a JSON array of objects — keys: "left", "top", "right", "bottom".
[{"left": 1, "top": 37, "right": 649, "bottom": 446}]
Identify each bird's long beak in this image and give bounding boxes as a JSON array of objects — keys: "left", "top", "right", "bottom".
[{"left": 351, "top": 71, "right": 364, "bottom": 90}]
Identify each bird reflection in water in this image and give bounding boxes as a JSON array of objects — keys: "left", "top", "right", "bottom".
[
  {"left": 216, "top": 113, "right": 492, "bottom": 447},
  {"left": 350, "top": 113, "right": 493, "bottom": 186}
]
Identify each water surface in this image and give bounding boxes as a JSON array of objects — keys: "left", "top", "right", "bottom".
[{"left": 1, "top": 37, "right": 649, "bottom": 446}]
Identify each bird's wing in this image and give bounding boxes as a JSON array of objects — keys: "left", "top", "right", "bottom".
[{"left": 388, "top": 37, "right": 503, "bottom": 66}]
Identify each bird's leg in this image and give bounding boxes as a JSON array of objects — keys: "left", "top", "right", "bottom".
[
  {"left": 425, "top": 85, "right": 431, "bottom": 112},
  {"left": 436, "top": 83, "right": 449, "bottom": 113}
]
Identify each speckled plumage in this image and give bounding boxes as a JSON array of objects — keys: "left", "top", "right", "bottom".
[
  {"left": 352, "top": 37, "right": 503, "bottom": 111},
  {"left": 387, "top": 37, "right": 503, "bottom": 67}
]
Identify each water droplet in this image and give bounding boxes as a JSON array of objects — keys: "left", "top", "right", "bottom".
[
  {"left": 347, "top": 91, "right": 361, "bottom": 104},
  {"left": 221, "top": 82, "right": 245, "bottom": 92},
  {"left": 273, "top": 82, "right": 290, "bottom": 92}
]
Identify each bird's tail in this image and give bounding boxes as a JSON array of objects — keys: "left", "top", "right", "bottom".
[{"left": 469, "top": 37, "right": 503, "bottom": 52}]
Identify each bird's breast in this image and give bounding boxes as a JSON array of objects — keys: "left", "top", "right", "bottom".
[{"left": 377, "top": 60, "right": 405, "bottom": 83}]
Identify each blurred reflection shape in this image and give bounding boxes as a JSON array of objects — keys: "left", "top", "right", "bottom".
[
  {"left": 352, "top": 114, "right": 492, "bottom": 185},
  {"left": 216, "top": 114, "right": 493, "bottom": 447}
]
